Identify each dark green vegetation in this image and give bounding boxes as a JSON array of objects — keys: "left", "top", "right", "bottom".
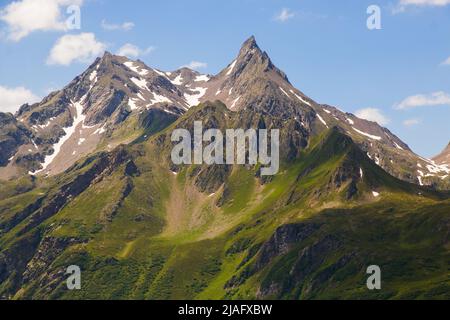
[{"left": 0, "top": 101, "right": 449, "bottom": 300}]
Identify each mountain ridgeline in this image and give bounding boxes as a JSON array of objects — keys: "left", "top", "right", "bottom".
[{"left": 0, "top": 37, "right": 448, "bottom": 300}]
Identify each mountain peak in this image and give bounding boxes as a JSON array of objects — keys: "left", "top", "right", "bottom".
[
  {"left": 237, "top": 36, "right": 264, "bottom": 60},
  {"left": 240, "top": 35, "right": 258, "bottom": 51},
  {"left": 224, "top": 36, "right": 286, "bottom": 80}
]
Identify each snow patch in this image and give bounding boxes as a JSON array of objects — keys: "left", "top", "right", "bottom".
[
  {"left": 124, "top": 61, "right": 140, "bottom": 73},
  {"left": 374, "top": 155, "right": 381, "bottom": 166},
  {"left": 346, "top": 118, "right": 354, "bottom": 125},
  {"left": 290, "top": 90, "right": 311, "bottom": 106},
  {"left": 94, "top": 125, "right": 106, "bottom": 135},
  {"left": 352, "top": 128, "right": 382, "bottom": 141},
  {"left": 418, "top": 176, "right": 424, "bottom": 186},
  {"left": 184, "top": 87, "right": 207, "bottom": 107},
  {"left": 226, "top": 60, "right": 237, "bottom": 76},
  {"left": 171, "top": 74, "right": 183, "bottom": 85},
  {"left": 33, "top": 95, "right": 87, "bottom": 174},
  {"left": 124, "top": 61, "right": 149, "bottom": 77},
  {"left": 425, "top": 161, "right": 450, "bottom": 178},
  {"left": 194, "top": 74, "right": 210, "bottom": 82},
  {"left": 393, "top": 142, "right": 404, "bottom": 150},
  {"left": 230, "top": 96, "right": 241, "bottom": 109},
  {"left": 317, "top": 114, "right": 328, "bottom": 128},
  {"left": 149, "top": 93, "right": 172, "bottom": 106},
  {"left": 89, "top": 70, "right": 97, "bottom": 82},
  {"left": 38, "top": 117, "right": 56, "bottom": 129},
  {"left": 128, "top": 98, "right": 139, "bottom": 110},
  {"left": 154, "top": 69, "right": 167, "bottom": 77},
  {"left": 131, "top": 77, "right": 149, "bottom": 91},
  {"left": 279, "top": 87, "right": 290, "bottom": 98}
]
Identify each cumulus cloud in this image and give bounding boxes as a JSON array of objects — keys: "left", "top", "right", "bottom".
[
  {"left": 403, "top": 118, "right": 421, "bottom": 126},
  {"left": 394, "top": 91, "right": 450, "bottom": 109},
  {"left": 274, "top": 8, "right": 295, "bottom": 22},
  {"left": 181, "top": 61, "right": 208, "bottom": 70},
  {"left": 101, "top": 19, "right": 135, "bottom": 31},
  {"left": 355, "top": 108, "right": 390, "bottom": 125},
  {"left": 116, "top": 43, "right": 154, "bottom": 58},
  {"left": 47, "top": 33, "right": 106, "bottom": 66},
  {"left": 0, "top": 85, "right": 40, "bottom": 113},
  {"left": 0, "top": 0, "right": 83, "bottom": 41}
]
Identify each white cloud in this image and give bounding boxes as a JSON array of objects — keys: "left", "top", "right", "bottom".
[
  {"left": 101, "top": 19, "right": 135, "bottom": 31},
  {"left": 181, "top": 61, "right": 208, "bottom": 70},
  {"left": 47, "top": 33, "right": 106, "bottom": 66},
  {"left": 275, "top": 8, "right": 295, "bottom": 22},
  {"left": 0, "top": 0, "right": 83, "bottom": 41},
  {"left": 0, "top": 85, "right": 40, "bottom": 113},
  {"left": 393, "top": 0, "right": 450, "bottom": 13},
  {"left": 116, "top": 43, "right": 154, "bottom": 58},
  {"left": 355, "top": 108, "right": 390, "bottom": 125},
  {"left": 403, "top": 118, "right": 421, "bottom": 126},
  {"left": 394, "top": 91, "right": 450, "bottom": 109}
]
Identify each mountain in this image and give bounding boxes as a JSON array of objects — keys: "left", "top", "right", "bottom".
[
  {"left": 1, "top": 37, "right": 448, "bottom": 189},
  {"left": 0, "top": 37, "right": 449, "bottom": 300},
  {"left": 434, "top": 142, "right": 450, "bottom": 165}
]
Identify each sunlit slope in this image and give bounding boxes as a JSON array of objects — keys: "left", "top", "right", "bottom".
[{"left": 0, "top": 102, "right": 448, "bottom": 300}]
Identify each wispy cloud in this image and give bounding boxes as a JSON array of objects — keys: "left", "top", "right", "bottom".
[
  {"left": 355, "top": 108, "right": 390, "bottom": 125},
  {"left": 47, "top": 33, "right": 106, "bottom": 66},
  {"left": 181, "top": 61, "right": 207, "bottom": 70},
  {"left": 0, "top": 85, "right": 40, "bottom": 113},
  {"left": 274, "top": 8, "right": 295, "bottom": 23},
  {"left": 0, "top": 0, "right": 83, "bottom": 41},
  {"left": 394, "top": 91, "right": 450, "bottom": 109},
  {"left": 116, "top": 43, "right": 154, "bottom": 58},
  {"left": 403, "top": 118, "right": 421, "bottom": 126},
  {"left": 441, "top": 56, "right": 450, "bottom": 65},
  {"left": 393, "top": 0, "right": 450, "bottom": 13},
  {"left": 101, "top": 19, "right": 135, "bottom": 31}
]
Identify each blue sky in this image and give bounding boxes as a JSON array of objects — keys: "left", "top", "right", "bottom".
[{"left": 0, "top": 0, "right": 449, "bottom": 157}]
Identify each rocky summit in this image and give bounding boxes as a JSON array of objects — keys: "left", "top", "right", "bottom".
[{"left": 0, "top": 37, "right": 449, "bottom": 300}]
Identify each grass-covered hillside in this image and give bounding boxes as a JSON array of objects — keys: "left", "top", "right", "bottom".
[{"left": 0, "top": 102, "right": 449, "bottom": 300}]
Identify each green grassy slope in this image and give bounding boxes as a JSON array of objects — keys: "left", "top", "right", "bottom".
[{"left": 0, "top": 102, "right": 448, "bottom": 300}]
